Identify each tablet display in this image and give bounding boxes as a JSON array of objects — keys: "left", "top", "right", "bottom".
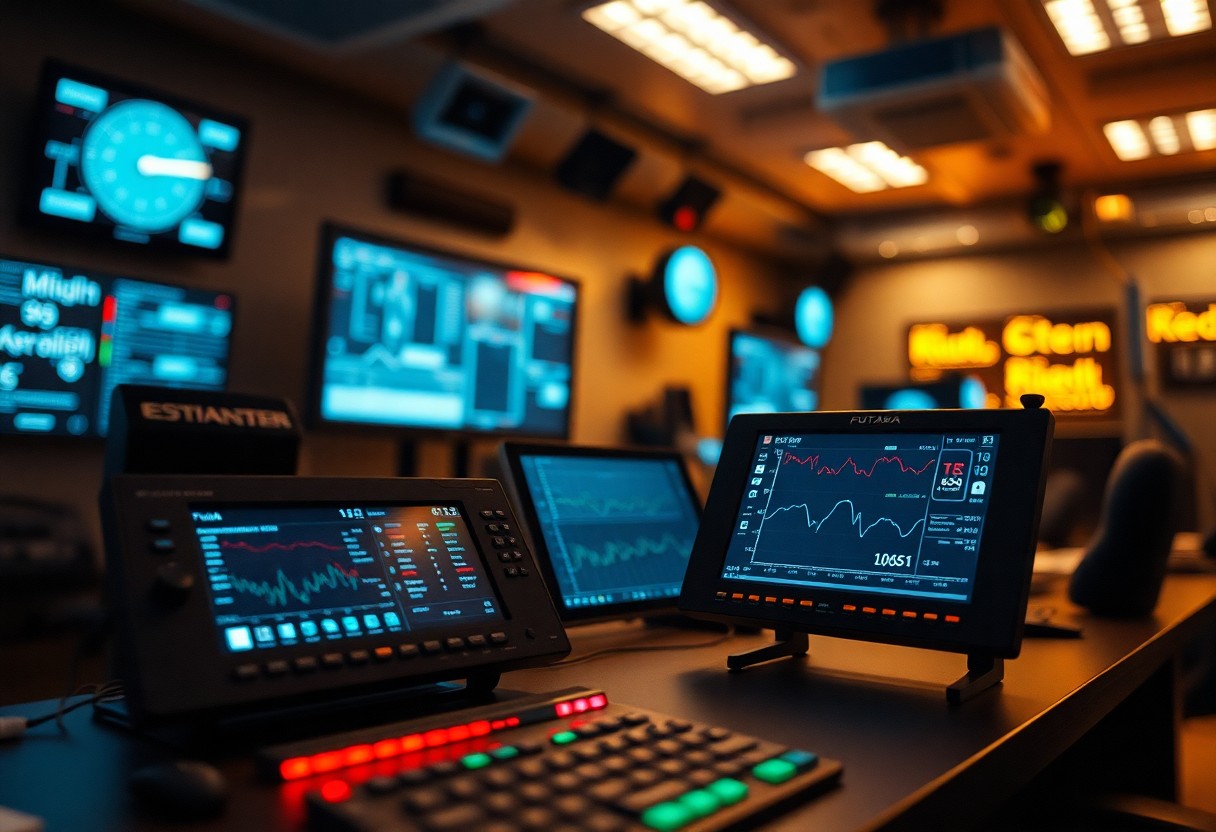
[
  {"left": 680, "top": 407, "right": 1052, "bottom": 658},
  {"left": 500, "top": 442, "right": 702, "bottom": 623}
]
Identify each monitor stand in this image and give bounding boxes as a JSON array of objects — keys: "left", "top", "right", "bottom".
[
  {"left": 727, "top": 629, "right": 1004, "bottom": 703},
  {"left": 397, "top": 440, "right": 473, "bottom": 478}
]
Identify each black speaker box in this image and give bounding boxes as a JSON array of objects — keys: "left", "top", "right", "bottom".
[
  {"left": 555, "top": 129, "right": 637, "bottom": 202},
  {"left": 657, "top": 175, "right": 721, "bottom": 231},
  {"left": 104, "top": 385, "right": 301, "bottom": 477},
  {"left": 386, "top": 171, "right": 515, "bottom": 237},
  {"left": 412, "top": 62, "right": 534, "bottom": 162},
  {"left": 1068, "top": 439, "right": 1185, "bottom": 618}
]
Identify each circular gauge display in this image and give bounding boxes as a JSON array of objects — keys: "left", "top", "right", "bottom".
[
  {"left": 81, "top": 99, "right": 209, "bottom": 232},
  {"left": 659, "top": 245, "right": 717, "bottom": 326},
  {"left": 794, "top": 286, "right": 834, "bottom": 348}
]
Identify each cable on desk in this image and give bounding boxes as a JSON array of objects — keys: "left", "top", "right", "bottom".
[
  {"left": 540, "top": 626, "right": 738, "bottom": 668},
  {"left": 0, "top": 680, "right": 124, "bottom": 741}
]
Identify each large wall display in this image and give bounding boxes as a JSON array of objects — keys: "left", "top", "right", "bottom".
[{"left": 1145, "top": 299, "right": 1216, "bottom": 390}]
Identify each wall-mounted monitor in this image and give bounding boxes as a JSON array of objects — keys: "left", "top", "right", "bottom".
[
  {"left": 20, "top": 60, "right": 248, "bottom": 257},
  {"left": 307, "top": 224, "right": 578, "bottom": 438},
  {"left": 859, "top": 376, "right": 988, "bottom": 410},
  {"left": 726, "top": 328, "right": 820, "bottom": 424},
  {"left": 0, "top": 254, "right": 235, "bottom": 438}
]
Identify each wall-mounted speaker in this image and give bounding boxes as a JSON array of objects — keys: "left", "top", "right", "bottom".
[
  {"left": 554, "top": 129, "right": 637, "bottom": 202},
  {"left": 1068, "top": 439, "right": 1185, "bottom": 618},
  {"left": 412, "top": 61, "right": 534, "bottom": 162},
  {"left": 657, "top": 175, "right": 721, "bottom": 232},
  {"left": 386, "top": 171, "right": 515, "bottom": 237}
]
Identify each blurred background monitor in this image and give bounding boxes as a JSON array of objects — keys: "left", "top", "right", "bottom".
[
  {"left": 0, "top": 254, "right": 235, "bottom": 438},
  {"left": 20, "top": 60, "right": 247, "bottom": 257},
  {"left": 725, "top": 328, "right": 820, "bottom": 423},
  {"left": 858, "top": 375, "right": 988, "bottom": 411},
  {"left": 307, "top": 224, "right": 578, "bottom": 438}
]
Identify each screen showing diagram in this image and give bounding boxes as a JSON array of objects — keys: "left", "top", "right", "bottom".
[{"left": 720, "top": 430, "right": 1000, "bottom": 603}]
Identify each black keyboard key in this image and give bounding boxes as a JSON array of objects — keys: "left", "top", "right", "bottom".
[
  {"left": 402, "top": 789, "right": 448, "bottom": 814},
  {"left": 482, "top": 792, "right": 520, "bottom": 816},
  {"left": 617, "top": 778, "right": 692, "bottom": 814},
  {"left": 418, "top": 803, "right": 486, "bottom": 830}
]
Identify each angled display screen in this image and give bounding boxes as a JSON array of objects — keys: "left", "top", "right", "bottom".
[
  {"left": 308, "top": 224, "right": 578, "bottom": 438},
  {"left": 0, "top": 254, "right": 234, "bottom": 437},
  {"left": 727, "top": 328, "right": 821, "bottom": 423},
  {"left": 722, "top": 431, "right": 999, "bottom": 603},
  {"left": 21, "top": 60, "right": 248, "bottom": 257},
  {"left": 189, "top": 502, "right": 503, "bottom": 656}
]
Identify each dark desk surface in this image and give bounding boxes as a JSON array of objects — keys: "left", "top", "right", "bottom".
[{"left": 3, "top": 573, "right": 1215, "bottom": 832}]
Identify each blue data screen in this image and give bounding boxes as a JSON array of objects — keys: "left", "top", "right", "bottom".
[{"left": 518, "top": 455, "right": 700, "bottom": 610}]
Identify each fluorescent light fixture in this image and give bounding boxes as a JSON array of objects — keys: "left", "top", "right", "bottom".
[
  {"left": 582, "top": 0, "right": 796, "bottom": 94},
  {"left": 1103, "top": 109, "right": 1216, "bottom": 160},
  {"left": 1043, "top": 0, "right": 1211, "bottom": 55},
  {"left": 805, "top": 142, "right": 928, "bottom": 193}
]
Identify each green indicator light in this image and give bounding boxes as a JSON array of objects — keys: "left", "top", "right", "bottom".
[
  {"left": 99, "top": 339, "right": 112, "bottom": 368},
  {"left": 436, "top": 522, "right": 456, "bottom": 530},
  {"left": 461, "top": 752, "right": 492, "bottom": 770},
  {"left": 678, "top": 789, "right": 721, "bottom": 818},
  {"left": 491, "top": 746, "right": 519, "bottom": 760},
  {"left": 551, "top": 731, "right": 578, "bottom": 745},
  {"left": 707, "top": 778, "right": 749, "bottom": 805},
  {"left": 752, "top": 758, "right": 797, "bottom": 784},
  {"left": 641, "top": 801, "right": 693, "bottom": 831}
]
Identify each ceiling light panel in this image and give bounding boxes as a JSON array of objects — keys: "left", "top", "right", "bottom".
[
  {"left": 1042, "top": 0, "right": 1211, "bottom": 55},
  {"left": 805, "top": 142, "right": 928, "bottom": 193},
  {"left": 582, "top": 0, "right": 797, "bottom": 94},
  {"left": 1103, "top": 109, "right": 1216, "bottom": 159}
]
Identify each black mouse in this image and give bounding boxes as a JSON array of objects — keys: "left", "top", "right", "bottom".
[{"left": 129, "top": 759, "right": 229, "bottom": 821}]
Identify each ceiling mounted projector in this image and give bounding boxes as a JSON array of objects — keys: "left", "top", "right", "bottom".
[{"left": 816, "top": 26, "right": 1049, "bottom": 151}]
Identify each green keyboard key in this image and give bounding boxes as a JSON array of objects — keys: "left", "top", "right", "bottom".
[
  {"left": 551, "top": 731, "right": 578, "bottom": 745},
  {"left": 753, "top": 758, "right": 798, "bottom": 784},
  {"left": 460, "top": 752, "right": 493, "bottom": 770},
  {"left": 707, "top": 777, "right": 749, "bottom": 805},
  {"left": 678, "top": 788, "right": 722, "bottom": 818},
  {"left": 641, "top": 801, "right": 694, "bottom": 831}
]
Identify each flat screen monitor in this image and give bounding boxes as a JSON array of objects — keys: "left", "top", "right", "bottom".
[
  {"left": 726, "top": 328, "right": 820, "bottom": 424},
  {"left": 20, "top": 59, "right": 248, "bottom": 257},
  {"left": 679, "top": 407, "right": 1054, "bottom": 664},
  {"left": 499, "top": 442, "right": 703, "bottom": 624},
  {"left": 308, "top": 224, "right": 578, "bottom": 438},
  {"left": 0, "top": 254, "right": 234, "bottom": 437},
  {"left": 859, "top": 376, "right": 988, "bottom": 410}
]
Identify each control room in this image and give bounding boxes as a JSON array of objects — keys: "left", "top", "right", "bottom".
[{"left": 2, "top": 1, "right": 1216, "bottom": 831}]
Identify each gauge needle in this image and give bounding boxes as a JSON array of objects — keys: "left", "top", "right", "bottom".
[{"left": 136, "top": 155, "right": 213, "bottom": 180}]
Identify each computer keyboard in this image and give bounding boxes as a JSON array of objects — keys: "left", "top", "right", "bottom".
[{"left": 297, "top": 687, "right": 843, "bottom": 832}]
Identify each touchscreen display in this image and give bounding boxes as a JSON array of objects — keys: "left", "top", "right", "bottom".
[
  {"left": 188, "top": 503, "right": 503, "bottom": 654},
  {"left": 721, "top": 430, "right": 1000, "bottom": 603},
  {"left": 517, "top": 453, "right": 700, "bottom": 610}
]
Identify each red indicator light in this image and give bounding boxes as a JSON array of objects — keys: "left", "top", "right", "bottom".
[
  {"left": 102, "top": 296, "right": 118, "bottom": 322},
  {"left": 342, "top": 745, "right": 373, "bottom": 766},
  {"left": 469, "top": 720, "right": 492, "bottom": 737},
  {"left": 555, "top": 701, "right": 574, "bottom": 717},
  {"left": 673, "top": 205, "right": 699, "bottom": 232},
  {"left": 424, "top": 729, "right": 449, "bottom": 748},
  {"left": 311, "top": 752, "right": 343, "bottom": 774},
  {"left": 280, "top": 757, "right": 312, "bottom": 781},
  {"left": 448, "top": 725, "right": 471, "bottom": 742},
  {"left": 573, "top": 698, "right": 589, "bottom": 713},
  {"left": 588, "top": 694, "right": 608, "bottom": 710},
  {"left": 401, "top": 734, "right": 424, "bottom": 752},
  {"left": 372, "top": 739, "right": 401, "bottom": 759},
  {"left": 506, "top": 716, "right": 521, "bottom": 726},
  {"left": 490, "top": 719, "right": 507, "bottom": 730},
  {"left": 320, "top": 780, "right": 352, "bottom": 803}
]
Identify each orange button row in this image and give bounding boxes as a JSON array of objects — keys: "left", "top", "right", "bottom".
[{"left": 715, "top": 591, "right": 960, "bottom": 625}]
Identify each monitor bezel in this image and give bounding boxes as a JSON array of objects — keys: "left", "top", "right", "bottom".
[
  {"left": 305, "top": 222, "right": 580, "bottom": 441},
  {"left": 0, "top": 251, "right": 237, "bottom": 440},
  {"left": 724, "top": 325, "right": 822, "bottom": 427},
  {"left": 19, "top": 58, "right": 250, "bottom": 259},
  {"left": 498, "top": 440, "right": 704, "bottom": 625},
  {"left": 679, "top": 407, "right": 1053, "bottom": 658}
]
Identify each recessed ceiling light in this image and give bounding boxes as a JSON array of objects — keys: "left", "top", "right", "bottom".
[
  {"left": 1103, "top": 109, "right": 1216, "bottom": 160},
  {"left": 1042, "top": 0, "right": 1211, "bottom": 55},
  {"left": 804, "top": 142, "right": 928, "bottom": 193},
  {"left": 582, "top": 0, "right": 796, "bottom": 94}
]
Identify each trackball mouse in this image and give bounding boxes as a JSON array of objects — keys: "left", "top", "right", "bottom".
[{"left": 129, "top": 759, "right": 229, "bottom": 821}]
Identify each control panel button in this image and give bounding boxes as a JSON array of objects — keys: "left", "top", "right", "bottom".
[
  {"left": 466, "top": 634, "right": 487, "bottom": 648},
  {"left": 265, "top": 660, "right": 290, "bottom": 676},
  {"left": 398, "top": 644, "right": 420, "bottom": 658},
  {"left": 321, "top": 652, "right": 344, "bottom": 668},
  {"left": 480, "top": 510, "right": 496, "bottom": 519},
  {"left": 421, "top": 640, "right": 443, "bottom": 655},
  {"left": 445, "top": 637, "right": 465, "bottom": 651},
  {"left": 373, "top": 646, "right": 394, "bottom": 662},
  {"left": 146, "top": 518, "right": 172, "bottom": 533},
  {"left": 232, "top": 664, "right": 259, "bottom": 681},
  {"left": 150, "top": 538, "right": 176, "bottom": 554},
  {"left": 347, "top": 649, "right": 370, "bottom": 665},
  {"left": 293, "top": 657, "right": 319, "bottom": 673},
  {"left": 489, "top": 632, "right": 508, "bottom": 645}
]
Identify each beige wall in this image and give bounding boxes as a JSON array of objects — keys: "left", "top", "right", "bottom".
[
  {"left": 826, "top": 232, "right": 1216, "bottom": 529},
  {"left": 0, "top": 2, "right": 790, "bottom": 551}
]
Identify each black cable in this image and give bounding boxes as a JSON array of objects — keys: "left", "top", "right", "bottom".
[{"left": 540, "top": 626, "right": 737, "bottom": 669}]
